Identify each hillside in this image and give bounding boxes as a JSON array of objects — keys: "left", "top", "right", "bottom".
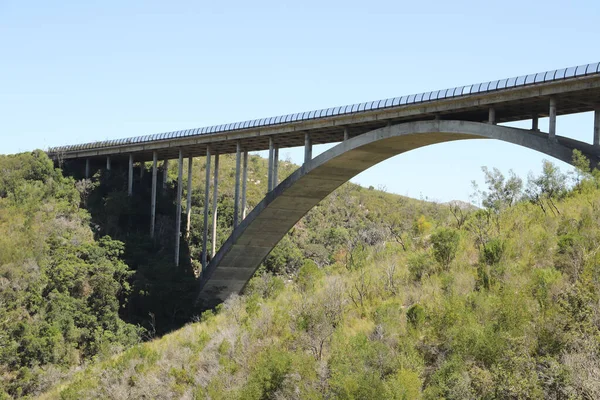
[
  {"left": 36, "top": 152, "right": 600, "bottom": 398},
  {"left": 0, "top": 150, "right": 435, "bottom": 398}
]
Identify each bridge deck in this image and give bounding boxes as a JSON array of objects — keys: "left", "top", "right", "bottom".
[{"left": 49, "top": 62, "right": 600, "bottom": 162}]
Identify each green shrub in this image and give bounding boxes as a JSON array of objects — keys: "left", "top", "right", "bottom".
[{"left": 430, "top": 228, "right": 460, "bottom": 270}]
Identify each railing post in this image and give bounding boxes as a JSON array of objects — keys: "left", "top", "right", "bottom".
[
  {"left": 150, "top": 151, "right": 157, "bottom": 238},
  {"left": 202, "top": 146, "right": 211, "bottom": 272},
  {"left": 241, "top": 151, "right": 248, "bottom": 219},
  {"left": 234, "top": 142, "right": 241, "bottom": 228},
  {"left": 175, "top": 150, "right": 183, "bottom": 266},
  {"left": 211, "top": 153, "right": 219, "bottom": 257},
  {"left": 185, "top": 157, "right": 193, "bottom": 238},
  {"left": 304, "top": 132, "right": 312, "bottom": 163},
  {"left": 128, "top": 154, "right": 133, "bottom": 196},
  {"left": 549, "top": 97, "right": 557, "bottom": 140}
]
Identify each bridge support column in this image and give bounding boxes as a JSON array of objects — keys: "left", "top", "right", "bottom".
[
  {"left": 234, "top": 142, "right": 241, "bottom": 228},
  {"left": 140, "top": 163, "right": 144, "bottom": 178},
  {"left": 85, "top": 159, "right": 90, "bottom": 179},
  {"left": 594, "top": 107, "right": 600, "bottom": 147},
  {"left": 162, "top": 159, "right": 169, "bottom": 193},
  {"left": 268, "top": 137, "right": 274, "bottom": 192},
  {"left": 304, "top": 133, "right": 312, "bottom": 163},
  {"left": 343, "top": 128, "right": 349, "bottom": 141},
  {"left": 186, "top": 157, "right": 193, "bottom": 238},
  {"left": 175, "top": 150, "right": 183, "bottom": 266},
  {"left": 202, "top": 147, "right": 212, "bottom": 272},
  {"left": 488, "top": 107, "right": 496, "bottom": 125},
  {"left": 128, "top": 154, "right": 133, "bottom": 196},
  {"left": 241, "top": 151, "right": 248, "bottom": 219},
  {"left": 549, "top": 97, "right": 557, "bottom": 140},
  {"left": 106, "top": 156, "right": 111, "bottom": 171},
  {"left": 211, "top": 153, "right": 219, "bottom": 257},
  {"left": 150, "top": 151, "right": 157, "bottom": 238},
  {"left": 532, "top": 114, "right": 539, "bottom": 131},
  {"left": 273, "top": 146, "right": 279, "bottom": 188}
]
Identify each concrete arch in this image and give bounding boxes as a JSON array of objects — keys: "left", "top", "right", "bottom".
[{"left": 197, "top": 120, "right": 598, "bottom": 306}]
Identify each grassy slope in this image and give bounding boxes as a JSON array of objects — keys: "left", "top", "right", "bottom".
[{"left": 41, "top": 174, "right": 600, "bottom": 398}]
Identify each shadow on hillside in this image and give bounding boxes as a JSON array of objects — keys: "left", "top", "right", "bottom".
[{"left": 63, "top": 159, "right": 203, "bottom": 337}]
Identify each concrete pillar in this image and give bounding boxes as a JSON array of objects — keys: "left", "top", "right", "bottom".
[
  {"left": 185, "top": 157, "right": 193, "bottom": 238},
  {"left": 267, "top": 137, "right": 274, "bottom": 192},
  {"left": 234, "top": 142, "right": 242, "bottom": 228},
  {"left": 150, "top": 151, "right": 157, "bottom": 238},
  {"left": 211, "top": 153, "right": 219, "bottom": 257},
  {"left": 106, "top": 156, "right": 111, "bottom": 171},
  {"left": 241, "top": 151, "right": 248, "bottom": 219},
  {"left": 128, "top": 154, "right": 133, "bottom": 196},
  {"left": 175, "top": 150, "right": 183, "bottom": 266},
  {"left": 549, "top": 97, "right": 557, "bottom": 140},
  {"left": 343, "top": 128, "right": 349, "bottom": 141},
  {"left": 434, "top": 114, "right": 441, "bottom": 121},
  {"left": 202, "top": 147, "right": 211, "bottom": 271},
  {"left": 594, "top": 107, "right": 600, "bottom": 147},
  {"left": 273, "top": 146, "right": 279, "bottom": 188},
  {"left": 304, "top": 133, "right": 312, "bottom": 163},
  {"left": 532, "top": 114, "right": 539, "bottom": 131},
  {"left": 488, "top": 107, "right": 496, "bottom": 125},
  {"left": 85, "top": 159, "right": 90, "bottom": 179},
  {"left": 162, "top": 159, "right": 169, "bottom": 193},
  {"left": 140, "top": 163, "right": 144, "bottom": 178}
]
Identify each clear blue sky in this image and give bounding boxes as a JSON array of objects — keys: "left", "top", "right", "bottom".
[{"left": 1, "top": 0, "right": 598, "bottom": 202}]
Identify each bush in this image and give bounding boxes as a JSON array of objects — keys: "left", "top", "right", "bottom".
[{"left": 430, "top": 228, "right": 460, "bottom": 270}]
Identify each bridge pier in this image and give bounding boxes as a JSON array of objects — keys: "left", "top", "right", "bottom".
[
  {"left": 211, "top": 152, "right": 219, "bottom": 256},
  {"left": 202, "top": 146, "right": 212, "bottom": 271},
  {"left": 532, "top": 114, "right": 539, "bottom": 131},
  {"left": 85, "top": 159, "right": 90, "bottom": 179},
  {"left": 488, "top": 107, "right": 496, "bottom": 125},
  {"left": 594, "top": 107, "right": 600, "bottom": 147},
  {"left": 549, "top": 97, "right": 557, "bottom": 140},
  {"left": 273, "top": 146, "right": 279, "bottom": 188},
  {"left": 343, "top": 128, "right": 349, "bottom": 141},
  {"left": 106, "top": 156, "right": 111, "bottom": 171},
  {"left": 162, "top": 159, "right": 169, "bottom": 193},
  {"left": 267, "top": 137, "right": 274, "bottom": 192},
  {"left": 304, "top": 133, "right": 312, "bottom": 163},
  {"left": 150, "top": 151, "right": 157, "bottom": 238},
  {"left": 186, "top": 157, "right": 193, "bottom": 238},
  {"left": 175, "top": 150, "right": 183, "bottom": 266},
  {"left": 241, "top": 151, "right": 248, "bottom": 219},
  {"left": 128, "top": 154, "right": 133, "bottom": 196},
  {"left": 234, "top": 142, "right": 241, "bottom": 228},
  {"left": 140, "top": 163, "right": 144, "bottom": 178}
]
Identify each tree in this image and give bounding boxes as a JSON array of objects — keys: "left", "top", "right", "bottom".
[{"left": 525, "top": 160, "right": 568, "bottom": 215}]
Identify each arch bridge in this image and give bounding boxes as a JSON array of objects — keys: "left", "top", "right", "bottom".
[{"left": 49, "top": 62, "right": 600, "bottom": 306}]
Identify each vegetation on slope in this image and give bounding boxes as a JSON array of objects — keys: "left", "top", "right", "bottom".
[
  {"left": 40, "top": 150, "right": 600, "bottom": 399},
  {"left": 1, "top": 150, "right": 432, "bottom": 398},
  {"left": 0, "top": 151, "right": 140, "bottom": 398}
]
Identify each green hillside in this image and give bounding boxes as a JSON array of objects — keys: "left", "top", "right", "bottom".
[
  {"left": 0, "top": 150, "right": 436, "bottom": 398},
  {"left": 32, "top": 151, "right": 600, "bottom": 398}
]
